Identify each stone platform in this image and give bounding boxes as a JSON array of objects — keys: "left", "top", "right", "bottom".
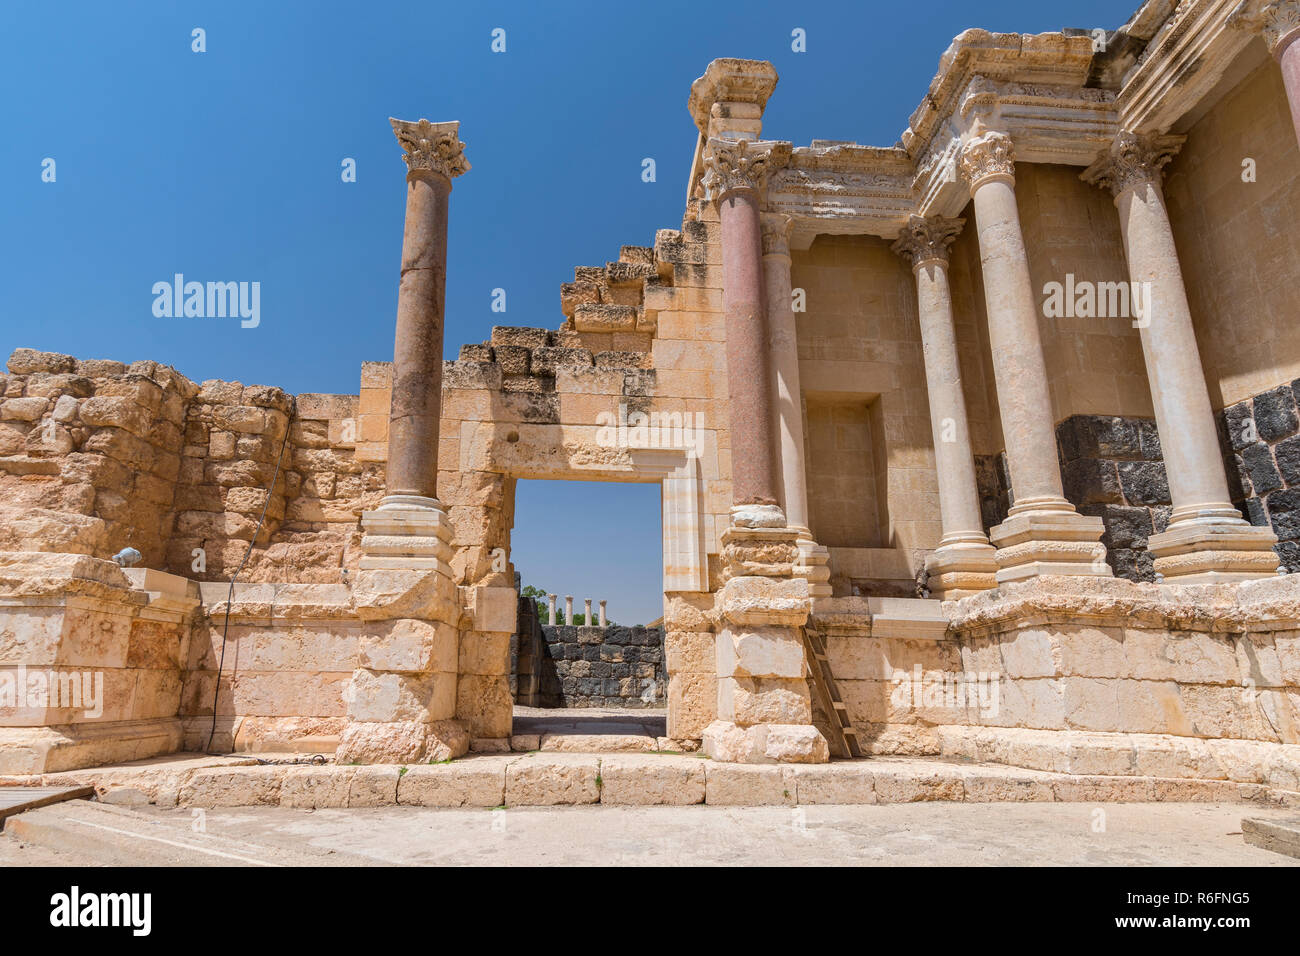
[{"left": 3, "top": 751, "right": 1297, "bottom": 810}]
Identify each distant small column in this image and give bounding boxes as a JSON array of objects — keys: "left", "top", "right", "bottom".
[
  {"left": 583, "top": 598, "right": 593, "bottom": 626},
  {"left": 598, "top": 600, "right": 607, "bottom": 627},
  {"left": 547, "top": 593, "right": 557, "bottom": 626},
  {"left": 564, "top": 595, "right": 574, "bottom": 626}
]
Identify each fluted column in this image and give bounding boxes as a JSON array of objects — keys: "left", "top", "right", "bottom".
[
  {"left": 761, "top": 212, "right": 830, "bottom": 597},
  {"left": 359, "top": 119, "right": 468, "bottom": 571},
  {"left": 1231, "top": 0, "right": 1300, "bottom": 147},
  {"left": 1084, "top": 131, "right": 1280, "bottom": 582},
  {"left": 892, "top": 215, "right": 998, "bottom": 599},
  {"left": 957, "top": 129, "right": 1110, "bottom": 582}
]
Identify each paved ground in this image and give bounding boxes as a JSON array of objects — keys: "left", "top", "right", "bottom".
[
  {"left": 512, "top": 705, "right": 666, "bottom": 738},
  {"left": 4, "top": 800, "right": 1297, "bottom": 866}
]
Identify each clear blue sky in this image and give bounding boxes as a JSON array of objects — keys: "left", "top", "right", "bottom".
[{"left": 0, "top": 0, "right": 1139, "bottom": 625}]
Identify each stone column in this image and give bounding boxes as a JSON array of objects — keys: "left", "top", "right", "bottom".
[
  {"left": 891, "top": 215, "right": 999, "bottom": 599},
  {"left": 547, "top": 593, "right": 557, "bottom": 626},
  {"left": 583, "top": 598, "right": 593, "bottom": 626},
  {"left": 564, "top": 595, "right": 574, "bottom": 626},
  {"left": 761, "top": 212, "right": 831, "bottom": 598},
  {"left": 957, "top": 129, "right": 1109, "bottom": 582},
  {"left": 340, "top": 119, "right": 471, "bottom": 766},
  {"left": 700, "top": 136, "right": 827, "bottom": 765},
  {"left": 1083, "top": 130, "right": 1279, "bottom": 582},
  {"left": 1231, "top": 1, "right": 1300, "bottom": 147},
  {"left": 360, "top": 118, "right": 469, "bottom": 571},
  {"left": 598, "top": 600, "right": 607, "bottom": 627},
  {"left": 702, "top": 137, "right": 790, "bottom": 526}
]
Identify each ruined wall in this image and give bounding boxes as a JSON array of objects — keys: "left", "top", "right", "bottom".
[{"left": 0, "top": 347, "right": 375, "bottom": 586}]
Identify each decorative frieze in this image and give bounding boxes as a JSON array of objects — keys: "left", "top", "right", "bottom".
[{"left": 390, "top": 118, "right": 470, "bottom": 179}]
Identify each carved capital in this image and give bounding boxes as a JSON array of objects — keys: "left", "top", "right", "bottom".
[
  {"left": 1230, "top": 0, "right": 1300, "bottom": 56},
  {"left": 760, "top": 213, "right": 793, "bottom": 257},
  {"left": 390, "top": 118, "right": 470, "bottom": 179},
  {"left": 1081, "top": 129, "right": 1184, "bottom": 198},
  {"left": 701, "top": 138, "right": 790, "bottom": 201},
  {"left": 891, "top": 215, "right": 964, "bottom": 268},
  {"left": 957, "top": 130, "right": 1016, "bottom": 191}
]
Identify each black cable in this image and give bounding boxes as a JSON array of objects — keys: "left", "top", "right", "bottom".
[{"left": 204, "top": 396, "right": 296, "bottom": 757}]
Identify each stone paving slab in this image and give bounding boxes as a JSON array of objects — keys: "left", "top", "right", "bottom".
[{"left": 4, "top": 752, "right": 1300, "bottom": 810}]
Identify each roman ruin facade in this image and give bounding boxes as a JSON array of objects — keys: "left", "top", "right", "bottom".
[{"left": 3, "top": 0, "right": 1300, "bottom": 799}]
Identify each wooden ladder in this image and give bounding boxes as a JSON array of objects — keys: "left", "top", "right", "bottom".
[{"left": 802, "top": 628, "right": 863, "bottom": 759}]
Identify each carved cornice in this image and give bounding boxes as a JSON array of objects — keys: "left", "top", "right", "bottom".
[
  {"left": 958, "top": 130, "right": 1017, "bottom": 190},
  {"left": 1081, "top": 129, "right": 1186, "bottom": 197},
  {"left": 688, "top": 59, "right": 779, "bottom": 135},
  {"left": 701, "top": 138, "right": 790, "bottom": 200},
  {"left": 891, "top": 215, "right": 965, "bottom": 268},
  {"left": 1229, "top": 0, "right": 1300, "bottom": 54},
  {"left": 390, "top": 118, "right": 470, "bottom": 179},
  {"left": 759, "top": 213, "right": 793, "bottom": 257}
]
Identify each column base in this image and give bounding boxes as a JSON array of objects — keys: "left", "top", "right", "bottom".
[
  {"left": 925, "top": 540, "right": 999, "bottom": 600},
  {"left": 359, "top": 494, "right": 453, "bottom": 573},
  {"left": 990, "top": 505, "right": 1111, "bottom": 583},
  {"left": 702, "top": 719, "right": 829, "bottom": 764},
  {"left": 335, "top": 718, "right": 469, "bottom": 765},
  {"left": 793, "top": 529, "right": 832, "bottom": 598},
  {"left": 721, "top": 508, "right": 799, "bottom": 580},
  {"left": 1148, "top": 520, "right": 1280, "bottom": 583}
]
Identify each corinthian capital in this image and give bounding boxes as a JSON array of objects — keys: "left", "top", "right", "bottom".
[
  {"left": 957, "top": 130, "right": 1016, "bottom": 191},
  {"left": 1081, "top": 129, "right": 1185, "bottom": 198},
  {"left": 390, "top": 118, "right": 470, "bottom": 179},
  {"left": 760, "top": 213, "right": 793, "bottom": 257},
  {"left": 1229, "top": 0, "right": 1300, "bottom": 55},
  {"left": 701, "top": 138, "right": 790, "bottom": 201},
  {"left": 891, "top": 215, "right": 964, "bottom": 268}
]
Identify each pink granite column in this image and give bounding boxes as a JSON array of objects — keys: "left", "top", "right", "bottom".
[
  {"left": 1233, "top": 2, "right": 1300, "bottom": 146},
  {"left": 702, "top": 137, "right": 789, "bottom": 521},
  {"left": 384, "top": 119, "right": 469, "bottom": 505}
]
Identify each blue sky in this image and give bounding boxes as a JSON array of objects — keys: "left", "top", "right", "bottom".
[{"left": 0, "top": 0, "right": 1139, "bottom": 625}]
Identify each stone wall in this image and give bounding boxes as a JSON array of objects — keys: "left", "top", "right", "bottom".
[
  {"left": 533, "top": 624, "right": 665, "bottom": 708},
  {"left": 1165, "top": 57, "right": 1300, "bottom": 409},
  {"left": 0, "top": 347, "right": 373, "bottom": 586},
  {"left": 1221, "top": 382, "right": 1300, "bottom": 572}
]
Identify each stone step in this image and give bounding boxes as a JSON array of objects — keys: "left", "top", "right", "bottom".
[
  {"left": 3, "top": 799, "right": 369, "bottom": 866},
  {"left": 1242, "top": 815, "right": 1300, "bottom": 859}
]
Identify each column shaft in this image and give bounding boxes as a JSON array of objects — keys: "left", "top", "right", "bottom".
[
  {"left": 762, "top": 235, "right": 808, "bottom": 530},
  {"left": 387, "top": 170, "right": 451, "bottom": 500},
  {"left": 719, "top": 188, "right": 779, "bottom": 508},
  {"left": 1282, "top": 34, "right": 1300, "bottom": 144}
]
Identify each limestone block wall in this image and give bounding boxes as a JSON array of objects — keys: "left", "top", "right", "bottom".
[
  {"left": 0, "top": 349, "right": 194, "bottom": 567},
  {"left": 0, "top": 554, "right": 198, "bottom": 773},
  {"left": 0, "top": 347, "right": 375, "bottom": 586},
  {"left": 791, "top": 234, "right": 941, "bottom": 593},
  {"left": 533, "top": 624, "right": 665, "bottom": 708},
  {"left": 179, "top": 583, "right": 357, "bottom": 753},
  {"left": 1165, "top": 57, "right": 1300, "bottom": 410},
  {"left": 815, "top": 577, "right": 1300, "bottom": 789}
]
